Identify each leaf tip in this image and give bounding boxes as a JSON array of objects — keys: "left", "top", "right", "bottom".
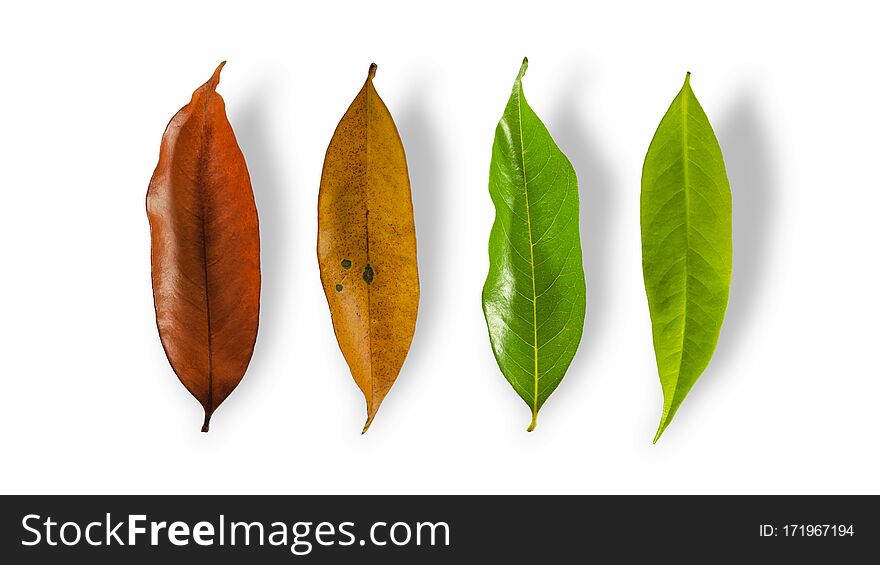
[
  {"left": 368, "top": 62, "right": 378, "bottom": 80},
  {"left": 361, "top": 413, "right": 375, "bottom": 434},
  {"left": 653, "top": 418, "right": 669, "bottom": 444},
  {"left": 517, "top": 57, "right": 529, "bottom": 81},
  {"left": 208, "top": 61, "right": 226, "bottom": 91}
]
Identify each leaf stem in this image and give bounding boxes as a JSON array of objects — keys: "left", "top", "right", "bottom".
[{"left": 527, "top": 410, "right": 537, "bottom": 432}]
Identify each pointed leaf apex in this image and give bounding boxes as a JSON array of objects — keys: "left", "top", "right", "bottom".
[
  {"left": 207, "top": 61, "right": 226, "bottom": 91},
  {"left": 653, "top": 415, "right": 670, "bottom": 443},
  {"left": 517, "top": 57, "right": 529, "bottom": 81},
  {"left": 361, "top": 412, "right": 375, "bottom": 434}
]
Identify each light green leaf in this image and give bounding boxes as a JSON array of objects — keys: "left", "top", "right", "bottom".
[
  {"left": 641, "top": 73, "right": 732, "bottom": 443},
  {"left": 483, "top": 58, "right": 586, "bottom": 431}
]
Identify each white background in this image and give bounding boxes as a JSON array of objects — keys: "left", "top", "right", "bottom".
[{"left": 1, "top": 1, "right": 878, "bottom": 494}]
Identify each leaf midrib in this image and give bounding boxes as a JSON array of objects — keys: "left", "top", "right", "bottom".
[
  {"left": 364, "top": 78, "right": 376, "bottom": 426},
  {"left": 663, "top": 81, "right": 693, "bottom": 435},
  {"left": 195, "top": 86, "right": 215, "bottom": 426},
  {"left": 515, "top": 83, "right": 540, "bottom": 430}
]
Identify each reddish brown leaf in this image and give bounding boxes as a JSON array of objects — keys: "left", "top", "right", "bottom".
[{"left": 146, "top": 62, "right": 260, "bottom": 432}]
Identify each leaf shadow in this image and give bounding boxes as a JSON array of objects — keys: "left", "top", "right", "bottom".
[
  {"left": 548, "top": 72, "right": 617, "bottom": 380},
  {"left": 392, "top": 79, "right": 449, "bottom": 401},
  {"left": 229, "top": 80, "right": 293, "bottom": 392},
  {"left": 704, "top": 89, "right": 777, "bottom": 381}
]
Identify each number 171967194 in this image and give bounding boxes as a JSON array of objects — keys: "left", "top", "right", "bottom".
[{"left": 760, "top": 524, "right": 854, "bottom": 537}]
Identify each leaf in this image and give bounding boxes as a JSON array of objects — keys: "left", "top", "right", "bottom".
[
  {"left": 146, "top": 62, "right": 261, "bottom": 432},
  {"left": 641, "top": 73, "right": 732, "bottom": 443},
  {"left": 317, "top": 63, "right": 420, "bottom": 433},
  {"left": 482, "top": 58, "right": 586, "bottom": 431}
]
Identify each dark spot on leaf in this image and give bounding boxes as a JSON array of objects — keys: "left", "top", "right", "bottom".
[
  {"left": 363, "top": 264, "right": 374, "bottom": 284},
  {"left": 335, "top": 284, "right": 344, "bottom": 292},
  {"left": 341, "top": 259, "right": 352, "bottom": 269}
]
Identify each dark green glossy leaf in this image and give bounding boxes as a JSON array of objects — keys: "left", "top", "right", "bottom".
[
  {"left": 641, "top": 73, "right": 732, "bottom": 443},
  {"left": 483, "top": 58, "right": 586, "bottom": 431}
]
